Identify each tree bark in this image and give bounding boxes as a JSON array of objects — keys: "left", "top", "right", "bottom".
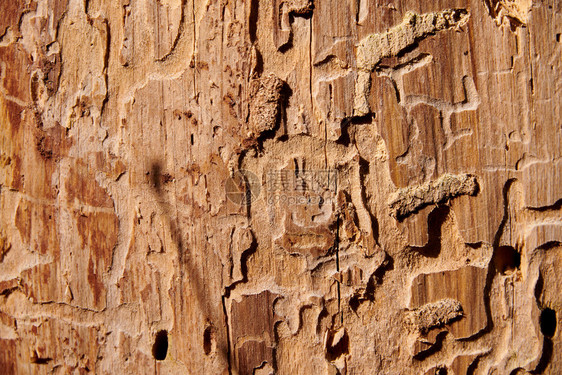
[{"left": 0, "top": 0, "right": 561, "bottom": 374}]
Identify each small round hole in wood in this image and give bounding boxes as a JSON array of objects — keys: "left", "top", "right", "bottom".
[
  {"left": 152, "top": 330, "right": 168, "bottom": 361},
  {"left": 540, "top": 308, "right": 556, "bottom": 338},
  {"left": 203, "top": 325, "right": 216, "bottom": 355}
]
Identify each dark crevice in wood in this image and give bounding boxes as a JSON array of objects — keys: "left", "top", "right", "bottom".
[{"left": 152, "top": 330, "right": 168, "bottom": 361}]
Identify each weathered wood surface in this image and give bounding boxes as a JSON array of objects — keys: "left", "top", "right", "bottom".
[{"left": 0, "top": 0, "right": 561, "bottom": 374}]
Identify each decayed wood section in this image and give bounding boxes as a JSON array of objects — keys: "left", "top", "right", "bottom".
[{"left": 0, "top": 0, "right": 561, "bottom": 374}]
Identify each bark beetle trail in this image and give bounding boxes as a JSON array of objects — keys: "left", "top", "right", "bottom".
[{"left": 1, "top": 0, "right": 561, "bottom": 374}]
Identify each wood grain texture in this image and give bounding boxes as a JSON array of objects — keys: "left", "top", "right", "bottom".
[{"left": 1, "top": 0, "right": 561, "bottom": 374}]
